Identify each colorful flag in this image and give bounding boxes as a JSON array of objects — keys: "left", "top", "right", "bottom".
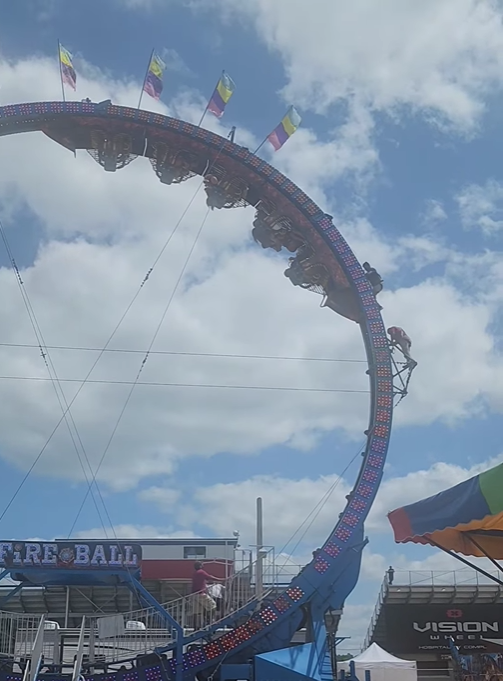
[
  {"left": 59, "top": 44, "right": 76, "bottom": 91},
  {"left": 143, "top": 53, "right": 166, "bottom": 101},
  {"left": 267, "top": 106, "right": 302, "bottom": 151},
  {"left": 207, "top": 71, "right": 236, "bottom": 118}
]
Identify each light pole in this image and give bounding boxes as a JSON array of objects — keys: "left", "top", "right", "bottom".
[{"left": 256, "top": 497, "right": 264, "bottom": 597}]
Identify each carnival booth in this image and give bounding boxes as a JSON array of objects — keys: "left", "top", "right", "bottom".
[{"left": 341, "top": 643, "right": 417, "bottom": 681}]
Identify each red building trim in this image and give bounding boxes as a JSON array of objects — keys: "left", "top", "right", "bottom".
[{"left": 141, "top": 559, "right": 234, "bottom": 580}]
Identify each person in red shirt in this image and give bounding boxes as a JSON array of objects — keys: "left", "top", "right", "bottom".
[
  {"left": 190, "top": 562, "right": 221, "bottom": 630},
  {"left": 191, "top": 562, "right": 215, "bottom": 593},
  {"left": 387, "top": 326, "right": 417, "bottom": 367}
]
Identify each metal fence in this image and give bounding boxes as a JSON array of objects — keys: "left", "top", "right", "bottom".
[
  {"left": 388, "top": 568, "right": 503, "bottom": 586},
  {"left": 0, "top": 612, "right": 43, "bottom": 660}
]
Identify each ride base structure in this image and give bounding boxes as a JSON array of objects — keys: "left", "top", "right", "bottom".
[
  {"left": 0, "top": 539, "right": 361, "bottom": 681},
  {"left": 0, "top": 99, "right": 402, "bottom": 681}
]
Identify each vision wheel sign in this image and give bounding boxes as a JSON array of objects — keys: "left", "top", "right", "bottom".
[{"left": 385, "top": 605, "right": 503, "bottom": 654}]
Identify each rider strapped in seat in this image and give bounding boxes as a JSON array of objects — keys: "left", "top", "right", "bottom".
[
  {"left": 252, "top": 213, "right": 304, "bottom": 253},
  {"left": 204, "top": 175, "right": 228, "bottom": 209},
  {"left": 158, "top": 152, "right": 193, "bottom": 185},
  {"left": 283, "top": 245, "right": 328, "bottom": 289},
  {"left": 252, "top": 218, "right": 283, "bottom": 252},
  {"left": 363, "top": 262, "right": 383, "bottom": 295}
]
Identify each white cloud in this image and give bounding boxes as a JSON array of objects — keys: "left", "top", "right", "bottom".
[
  {"left": 456, "top": 179, "right": 503, "bottom": 234},
  {"left": 266, "top": 103, "right": 379, "bottom": 205},
  {"left": 369, "top": 455, "right": 503, "bottom": 533},
  {"left": 138, "top": 454, "right": 503, "bottom": 559},
  {"left": 182, "top": 473, "right": 352, "bottom": 550},
  {"left": 159, "top": 49, "right": 194, "bottom": 77},
  {"left": 200, "top": 0, "right": 503, "bottom": 131},
  {"left": 0, "top": 54, "right": 372, "bottom": 491},
  {"left": 380, "top": 280, "right": 498, "bottom": 426},
  {"left": 73, "top": 525, "right": 198, "bottom": 539},
  {"left": 4, "top": 12, "right": 503, "bottom": 657},
  {"left": 138, "top": 487, "right": 181, "bottom": 510},
  {"left": 338, "top": 603, "right": 375, "bottom": 652},
  {"left": 0, "top": 53, "right": 503, "bottom": 500},
  {"left": 422, "top": 199, "right": 448, "bottom": 227},
  {"left": 390, "top": 551, "right": 500, "bottom": 579}
]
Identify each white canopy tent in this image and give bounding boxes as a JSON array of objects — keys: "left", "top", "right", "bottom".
[{"left": 340, "top": 643, "right": 417, "bottom": 681}]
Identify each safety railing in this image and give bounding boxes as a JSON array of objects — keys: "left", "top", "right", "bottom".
[
  {"left": 86, "top": 556, "right": 305, "bottom": 662},
  {"left": 0, "top": 610, "right": 175, "bottom": 667},
  {"left": 363, "top": 574, "right": 388, "bottom": 650},
  {"left": 0, "top": 555, "right": 306, "bottom": 665},
  {"left": 0, "top": 611, "right": 44, "bottom": 661},
  {"left": 386, "top": 568, "right": 503, "bottom": 586},
  {"left": 88, "top": 609, "right": 174, "bottom": 664}
]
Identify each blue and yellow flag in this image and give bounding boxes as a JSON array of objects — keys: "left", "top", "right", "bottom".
[
  {"left": 207, "top": 71, "right": 236, "bottom": 118},
  {"left": 59, "top": 44, "right": 76, "bottom": 91},
  {"left": 267, "top": 106, "right": 302, "bottom": 151},
  {"left": 143, "top": 53, "right": 166, "bottom": 100}
]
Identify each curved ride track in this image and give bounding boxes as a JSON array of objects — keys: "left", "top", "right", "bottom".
[{"left": 0, "top": 101, "right": 394, "bottom": 680}]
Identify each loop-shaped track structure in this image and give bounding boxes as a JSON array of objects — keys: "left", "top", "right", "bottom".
[{"left": 0, "top": 101, "right": 394, "bottom": 681}]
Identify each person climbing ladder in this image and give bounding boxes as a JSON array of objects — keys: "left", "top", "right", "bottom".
[{"left": 387, "top": 326, "right": 417, "bottom": 368}]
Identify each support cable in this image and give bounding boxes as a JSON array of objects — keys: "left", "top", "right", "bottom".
[
  {"left": 0, "top": 218, "right": 108, "bottom": 534},
  {"left": 0, "top": 342, "right": 367, "bottom": 365},
  {"left": 275, "top": 441, "right": 365, "bottom": 570},
  {"left": 0, "top": 146, "right": 224, "bottom": 523},
  {"left": 68, "top": 208, "right": 212, "bottom": 536},
  {"left": 0, "top": 375, "right": 369, "bottom": 393}
]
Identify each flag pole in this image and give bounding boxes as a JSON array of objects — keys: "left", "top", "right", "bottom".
[
  {"left": 198, "top": 71, "right": 222, "bottom": 128},
  {"left": 138, "top": 48, "right": 154, "bottom": 110},
  {"left": 197, "top": 101, "right": 210, "bottom": 128},
  {"left": 253, "top": 136, "right": 269, "bottom": 155},
  {"left": 57, "top": 40, "right": 66, "bottom": 102}
]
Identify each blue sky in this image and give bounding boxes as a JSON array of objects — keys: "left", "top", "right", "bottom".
[{"left": 1, "top": 0, "right": 503, "bottom": 649}]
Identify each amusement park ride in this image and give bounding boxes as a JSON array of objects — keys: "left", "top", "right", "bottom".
[{"left": 0, "top": 99, "right": 416, "bottom": 681}]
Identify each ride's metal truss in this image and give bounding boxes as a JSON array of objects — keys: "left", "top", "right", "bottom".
[{"left": 389, "top": 345, "right": 416, "bottom": 404}]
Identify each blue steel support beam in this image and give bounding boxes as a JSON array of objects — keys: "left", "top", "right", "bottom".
[
  {"left": 0, "top": 583, "right": 23, "bottom": 609},
  {"left": 126, "top": 577, "right": 184, "bottom": 681}
]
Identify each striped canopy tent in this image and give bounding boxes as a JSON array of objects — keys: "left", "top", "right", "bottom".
[{"left": 388, "top": 462, "right": 503, "bottom": 560}]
